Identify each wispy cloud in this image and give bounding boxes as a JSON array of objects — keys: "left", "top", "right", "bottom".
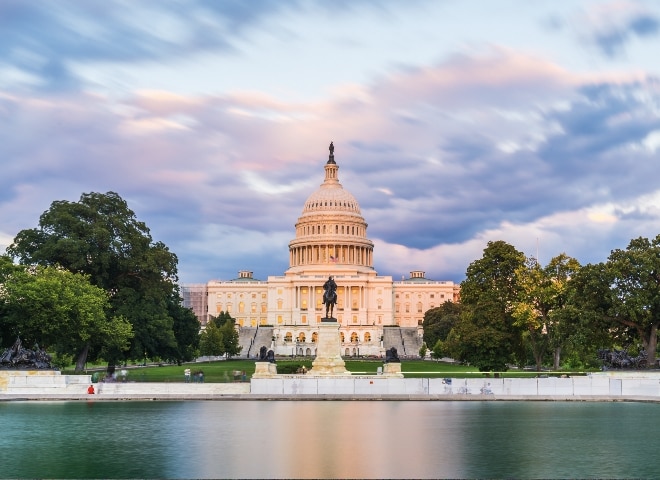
[{"left": 2, "top": 1, "right": 660, "bottom": 284}]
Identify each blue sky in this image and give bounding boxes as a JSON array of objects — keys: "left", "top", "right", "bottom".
[{"left": 2, "top": 0, "right": 660, "bottom": 284}]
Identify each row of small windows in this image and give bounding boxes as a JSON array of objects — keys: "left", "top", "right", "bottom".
[
  {"left": 284, "top": 332, "right": 372, "bottom": 343},
  {"left": 215, "top": 293, "right": 267, "bottom": 299},
  {"left": 300, "top": 224, "right": 364, "bottom": 236},
  {"left": 216, "top": 302, "right": 267, "bottom": 314},
  {"left": 395, "top": 303, "right": 436, "bottom": 313},
  {"left": 306, "top": 200, "right": 358, "bottom": 211},
  {"left": 395, "top": 293, "right": 444, "bottom": 299}
]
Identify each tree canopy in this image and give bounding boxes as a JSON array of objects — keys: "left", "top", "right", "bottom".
[
  {"left": 571, "top": 235, "right": 660, "bottom": 363},
  {"left": 422, "top": 301, "right": 462, "bottom": 358},
  {"left": 511, "top": 253, "right": 582, "bottom": 370},
  {"left": 6, "top": 192, "right": 198, "bottom": 368},
  {"left": 199, "top": 313, "right": 241, "bottom": 358},
  {"left": 446, "top": 240, "right": 526, "bottom": 371},
  {"left": 0, "top": 259, "right": 133, "bottom": 366}
]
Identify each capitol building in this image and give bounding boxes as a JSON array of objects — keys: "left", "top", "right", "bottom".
[{"left": 183, "top": 145, "right": 459, "bottom": 358}]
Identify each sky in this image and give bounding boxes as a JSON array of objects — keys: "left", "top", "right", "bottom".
[{"left": 2, "top": 0, "right": 660, "bottom": 285}]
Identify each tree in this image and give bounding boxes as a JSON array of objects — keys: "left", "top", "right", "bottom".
[
  {"left": 445, "top": 240, "right": 526, "bottom": 371},
  {"left": 199, "top": 322, "right": 224, "bottom": 357},
  {"left": 422, "top": 301, "right": 462, "bottom": 351},
  {"left": 168, "top": 293, "right": 201, "bottom": 363},
  {"left": 199, "top": 313, "right": 241, "bottom": 358},
  {"left": 6, "top": 192, "right": 186, "bottom": 368},
  {"left": 511, "top": 253, "right": 581, "bottom": 370},
  {"left": 572, "top": 236, "right": 660, "bottom": 365},
  {"left": 214, "top": 314, "right": 241, "bottom": 357},
  {"left": 0, "top": 263, "right": 133, "bottom": 368}
]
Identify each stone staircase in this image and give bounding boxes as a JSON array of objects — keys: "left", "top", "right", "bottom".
[
  {"left": 238, "top": 326, "right": 274, "bottom": 358},
  {"left": 238, "top": 327, "right": 257, "bottom": 358},
  {"left": 382, "top": 327, "right": 423, "bottom": 358},
  {"left": 382, "top": 327, "right": 404, "bottom": 356},
  {"left": 252, "top": 326, "right": 274, "bottom": 357},
  {"left": 401, "top": 328, "right": 423, "bottom": 357}
]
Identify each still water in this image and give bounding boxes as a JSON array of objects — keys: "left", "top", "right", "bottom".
[{"left": 0, "top": 400, "right": 658, "bottom": 479}]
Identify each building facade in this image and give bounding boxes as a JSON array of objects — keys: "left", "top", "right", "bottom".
[{"left": 186, "top": 145, "right": 459, "bottom": 357}]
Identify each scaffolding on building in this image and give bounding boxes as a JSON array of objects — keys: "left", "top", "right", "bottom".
[{"left": 181, "top": 284, "right": 208, "bottom": 326}]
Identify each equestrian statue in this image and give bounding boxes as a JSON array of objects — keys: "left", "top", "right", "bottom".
[{"left": 323, "top": 275, "right": 338, "bottom": 319}]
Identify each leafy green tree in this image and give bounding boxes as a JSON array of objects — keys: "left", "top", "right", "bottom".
[
  {"left": 168, "top": 294, "right": 201, "bottom": 362},
  {"left": 422, "top": 301, "right": 462, "bottom": 351},
  {"left": 446, "top": 240, "right": 526, "bottom": 371},
  {"left": 419, "top": 342, "right": 428, "bottom": 359},
  {"left": 431, "top": 339, "right": 445, "bottom": 359},
  {"left": 199, "top": 313, "right": 241, "bottom": 358},
  {"left": 0, "top": 263, "right": 132, "bottom": 368},
  {"left": 209, "top": 313, "right": 241, "bottom": 357},
  {"left": 511, "top": 253, "right": 582, "bottom": 370},
  {"left": 6, "top": 192, "right": 187, "bottom": 367},
  {"left": 572, "top": 236, "right": 660, "bottom": 365},
  {"left": 199, "top": 321, "right": 224, "bottom": 357}
]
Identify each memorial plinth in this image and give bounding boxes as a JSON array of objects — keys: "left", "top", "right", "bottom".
[
  {"left": 308, "top": 319, "right": 350, "bottom": 376},
  {"left": 382, "top": 362, "right": 404, "bottom": 378},
  {"left": 252, "top": 362, "right": 278, "bottom": 378}
]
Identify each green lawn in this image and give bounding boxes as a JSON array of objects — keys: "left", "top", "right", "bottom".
[{"left": 71, "top": 358, "right": 589, "bottom": 382}]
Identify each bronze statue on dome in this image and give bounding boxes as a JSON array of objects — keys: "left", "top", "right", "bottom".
[{"left": 329, "top": 141, "right": 334, "bottom": 155}]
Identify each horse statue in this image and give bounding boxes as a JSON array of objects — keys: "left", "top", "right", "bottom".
[{"left": 323, "top": 275, "right": 337, "bottom": 319}]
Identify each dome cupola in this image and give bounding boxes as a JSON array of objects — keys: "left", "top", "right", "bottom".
[{"left": 287, "top": 143, "right": 374, "bottom": 273}]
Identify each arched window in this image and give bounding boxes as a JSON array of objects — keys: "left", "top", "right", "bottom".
[
  {"left": 238, "top": 302, "right": 245, "bottom": 313},
  {"left": 340, "top": 332, "right": 345, "bottom": 342},
  {"left": 351, "top": 332, "right": 359, "bottom": 342},
  {"left": 312, "top": 332, "right": 318, "bottom": 343},
  {"left": 364, "top": 332, "right": 371, "bottom": 342},
  {"left": 284, "top": 332, "right": 292, "bottom": 342},
  {"left": 298, "top": 332, "right": 306, "bottom": 342}
]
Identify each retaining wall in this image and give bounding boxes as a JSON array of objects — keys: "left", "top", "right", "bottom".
[{"left": 250, "top": 374, "right": 660, "bottom": 397}]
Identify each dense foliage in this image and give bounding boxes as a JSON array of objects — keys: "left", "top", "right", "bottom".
[
  {"left": 442, "top": 236, "right": 660, "bottom": 371},
  {"left": 199, "top": 312, "right": 241, "bottom": 358},
  {"left": 445, "top": 241, "right": 526, "bottom": 371},
  {"left": 0, "top": 257, "right": 134, "bottom": 364},
  {"left": 5, "top": 192, "right": 199, "bottom": 370},
  {"left": 422, "top": 301, "right": 462, "bottom": 359}
]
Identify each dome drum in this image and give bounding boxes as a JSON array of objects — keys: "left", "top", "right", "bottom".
[{"left": 288, "top": 152, "right": 374, "bottom": 271}]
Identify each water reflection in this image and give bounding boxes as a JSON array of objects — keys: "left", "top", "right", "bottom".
[{"left": 1, "top": 401, "right": 658, "bottom": 479}]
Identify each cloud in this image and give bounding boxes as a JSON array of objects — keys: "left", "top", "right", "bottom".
[
  {"left": 3, "top": 6, "right": 660, "bottom": 287},
  {"left": 574, "top": 1, "right": 660, "bottom": 58}
]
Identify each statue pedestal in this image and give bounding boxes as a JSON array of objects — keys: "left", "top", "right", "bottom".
[
  {"left": 309, "top": 321, "right": 350, "bottom": 376},
  {"left": 382, "top": 362, "right": 403, "bottom": 378},
  {"left": 252, "top": 362, "right": 278, "bottom": 378}
]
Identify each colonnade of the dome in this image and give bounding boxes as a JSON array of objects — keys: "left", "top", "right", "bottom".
[{"left": 288, "top": 242, "right": 373, "bottom": 267}]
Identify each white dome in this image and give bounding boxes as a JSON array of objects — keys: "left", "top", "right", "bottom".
[{"left": 302, "top": 183, "right": 361, "bottom": 215}]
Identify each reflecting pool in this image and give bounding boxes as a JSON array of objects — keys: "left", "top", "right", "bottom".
[{"left": 1, "top": 400, "right": 658, "bottom": 478}]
